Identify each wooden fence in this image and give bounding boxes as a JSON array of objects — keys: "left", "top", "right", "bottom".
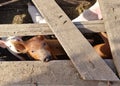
[{"left": 0, "top": 0, "right": 120, "bottom": 85}]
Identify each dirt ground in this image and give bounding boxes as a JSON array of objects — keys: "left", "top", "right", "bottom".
[{"left": 0, "top": 0, "right": 97, "bottom": 61}]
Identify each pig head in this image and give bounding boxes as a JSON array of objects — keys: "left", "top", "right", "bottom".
[{"left": 14, "top": 36, "right": 52, "bottom": 62}]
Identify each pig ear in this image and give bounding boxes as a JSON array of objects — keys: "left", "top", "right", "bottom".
[
  {"left": 14, "top": 41, "right": 27, "bottom": 53},
  {"left": 0, "top": 40, "right": 7, "bottom": 48}
]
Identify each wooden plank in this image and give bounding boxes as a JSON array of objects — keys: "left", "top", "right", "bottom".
[
  {"left": 4, "top": 81, "right": 120, "bottom": 86},
  {"left": 74, "top": 20, "right": 105, "bottom": 33},
  {"left": 7, "top": 81, "right": 120, "bottom": 86},
  {"left": 32, "top": 0, "right": 119, "bottom": 80},
  {"left": 98, "top": 0, "right": 120, "bottom": 77},
  {"left": 0, "top": 20, "right": 105, "bottom": 36},
  {"left": 0, "top": 60, "right": 120, "bottom": 86},
  {"left": 0, "top": 24, "right": 52, "bottom": 36},
  {"left": 6, "top": 84, "right": 35, "bottom": 86},
  {"left": 0, "top": 61, "right": 83, "bottom": 86}
]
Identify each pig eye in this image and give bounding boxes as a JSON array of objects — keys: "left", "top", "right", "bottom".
[
  {"left": 17, "top": 39, "right": 21, "bottom": 41},
  {"left": 43, "top": 43, "right": 47, "bottom": 46},
  {"left": 31, "top": 51, "right": 34, "bottom": 53}
]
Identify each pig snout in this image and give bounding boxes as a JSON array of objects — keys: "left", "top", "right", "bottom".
[
  {"left": 43, "top": 55, "right": 52, "bottom": 62},
  {"left": 38, "top": 49, "right": 52, "bottom": 62},
  {"left": 29, "top": 49, "right": 52, "bottom": 62}
]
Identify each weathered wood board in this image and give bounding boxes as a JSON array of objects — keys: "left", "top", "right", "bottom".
[
  {"left": 0, "top": 24, "right": 52, "bottom": 36},
  {"left": 74, "top": 20, "right": 105, "bottom": 33},
  {"left": 0, "top": 20, "right": 104, "bottom": 36},
  {"left": 32, "top": 0, "right": 119, "bottom": 80},
  {"left": 5, "top": 81, "right": 120, "bottom": 86},
  {"left": 0, "top": 61, "right": 85, "bottom": 86},
  {"left": 0, "top": 61, "right": 119, "bottom": 86},
  {"left": 4, "top": 81, "right": 120, "bottom": 86},
  {"left": 98, "top": 0, "right": 120, "bottom": 77}
]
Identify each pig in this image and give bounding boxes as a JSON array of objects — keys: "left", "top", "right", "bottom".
[
  {"left": 0, "top": 35, "right": 52, "bottom": 62},
  {"left": 13, "top": 35, "right": 52, "bottom": 62},
  {"left": 94, "top": 32, "right": 112, "bottom": 59}
]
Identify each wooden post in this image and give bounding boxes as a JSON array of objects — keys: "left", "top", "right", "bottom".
[{"left": 98, "top": 0, "right": 120, "bottom": 77}]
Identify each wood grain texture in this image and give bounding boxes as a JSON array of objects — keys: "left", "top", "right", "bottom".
[
  {"left": 0, "top": 24, "right": 52, "bottom": 36},
  {"left": 32, "top": 0, "right": 119, "bottom": 80},
  {"left": 0, "top": 20, "right": 105, "bottom": 37},
  {"left": 0, "top": 60, "right": 119, "bottom": 86},
  {"left": 0, "top": 61, "right": 81, "bottom": 86},
  {"left": 98, "top": 0, "right": 120, "bottom": 77},
  {"left": 4, "top": 81, "right": 120, "bottom": 86},
  {"left": 74, "top": 20, "right": 105, "bottom": 33}
]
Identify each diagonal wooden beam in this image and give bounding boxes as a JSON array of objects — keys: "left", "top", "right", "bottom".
[
  {"left": 98, "top": 0, "right": 120, "bottom": 77},
  {"left": 32, "top": 0, "right": 119, "bottom": 80}
]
